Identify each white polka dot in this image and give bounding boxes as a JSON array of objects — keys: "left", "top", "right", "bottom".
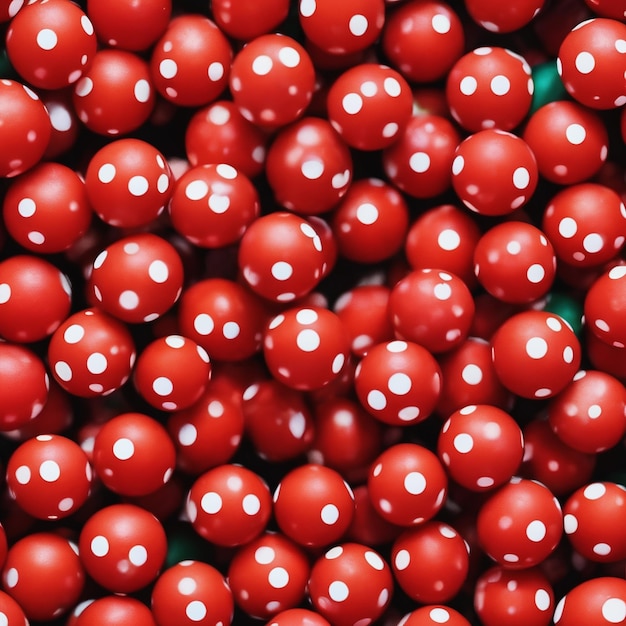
[
  {"left": 583, "top": 482, "right": 606, "bottom": 500},
  {"left": 159, "top": 59, "right": 178, "bottom": 79},
  {"left": 186, "top": 180, "right": 208, "bottom": 200},
  {"left": 119, "top": 290, "right": 139, "bottom": 309},
  {"left": 208, "top": 62, "right": 224, "bottom": 81},
  {"left": 81, "top": 14, "right": 94, "bottom": 35},
  {"left": 217, "top": 163, "right": 237, "bottom": 179},
  {"left": 178, "top": 424, "right": 197, "bottom": 446},
  {"left": 387, "top": 341, "right": 408, "bottom": 352},
  {"left": 365, "top": 551, "right": 384, "bottom": 570},
  {"left": 301, "top": 160, "right": 324, "bottom": 179},
  {"left": 431, "top": 14, "right": 451, "bottom": 33},
  {"left": 91, "top": 535, "right": 109, "bottom": 556},
  {"left": 404, "top": 471, "right": 426, "bottom": 494},
  {"left": 452, "top": 155, "right": 464, "bottom": 175},
  {"left": 278, "top": 47, "right": 300, "bottom": 68},
  {"left": 208, "top": 193, "right": 230, "bottom": 213},
  {"left": 409, "top": 152, "right": 431, "bottom": 173},
  {"left": 129, "top": 544, "right": 147, "bottom": 566},
  {"left": 526, "top": 337, "right": 548, "bottom": 359},
  {"left": 602, "top": 598, "right": 626, "bottom": 623},
  {"left": 128, "top": 175, "right": 149, "bottom": 196},
  {"left": 178, "top": 577, "right": 197, "bottom": 595},
  {"left": 268, "top": 567, "right": 289, "bottom": 589},
  {"left": 459, "top": 76, "right": 477, "bottom": 95},
  {"left": 300, "top": 0, "right": 316, "bottom": 17},
  {"left": 54, "top": 361, "right": 72, "bottom": 382},
  {"left": 194, "top": 313, "right": 214, "bottom": 335},
  {"left": 558, "top": 217, "right": 577, "bottom": 238},
  {"left": 255, "top": 546, "right": 275, "bottom": 564},
  {"left": 593, "top": 543, "right": 611, "bottom": 556},
  {"left": 296, "top": 329, "right": 320, "bottom": 352},
  {"left": 201, "top": 491, "right": 222, "bottom": 513},
  {"left": 575, "top": 51, "right": 595, "bottom": 74},
  {"left": 434, "top": 283, "right": 452, "bottom": 300},
  {"left": 186, "top": 601, "right": 207, "bottom": 621},
  {"left": 332, "top": 353, "right": 345, "bottom": 374},
  {"left": 367, "top": 389, "right": 387, "bottom": 410},
  {"left": 321, "top": 503, "right": 339, "bottom": 524},
  {"left": 356, "top": 203, "right": 378, "bottom": 224},
  {"left": 477, "top": 476, "right": 494, "bottom": 488},
  {"left": 384, "top": 77, "right": 402, "bottom": 97},
  {"left": 63, "top": 324, "right": 85, "bottom": 344},
  {"left": 153, "top": 376, "right": 173, "bottom": 396},
  {"left": 513, "top": 167, "right": 530, "bottom": 189},
  {"left": 98, "top": 163, "right": 116, "bottom": 183},
  {"left": 58, "top": 497, "right": 74, "bottom": 512},
  {"left": 329, "top": 580, "right": 349, "bottom": 602},
  {"left": 616, "top": 40, "right": 626, "bottom": 53},
  {"left": 134, "top": 79, "right": 151, "bottom": 103},
  {"left": 388, "top": 372, "right": 411, "bottom": 395},
  {"left": 462, "top": 364, "right": 483, "bottom": 385},
  {"left": 565, "top": 123, "right": 586, "bottom": 145},
  {"left": 87, "top": 352, "right": 107, "bottom": 374},
  {"left": 526, "top": 520, "right": 546, "bottom": 542},
  {"left": 395, "top": 549, "right": 410, "bottom": 570},
  {"left": 583, "top": 233, "right": 603, "bottom": 253},
  {"left": 438, "top": 229, "right": 460, "bottom": 250},
  {"left": 491, "top": 75, "right": 510, "bottom": 95},
  {"left": 527, "top": 264, "right": 545, "bottom": 283},
  {"left": 37, "top": 28, "right": 58, "bottom": 50},
  {"left": 113, "top": 438, "right": 134, "bottom": 460},
  {"left": 430, "top": 608, "right": 451, "bottom": 623},
  {"left": 349, "top": 14, "right": 368, "bottom": 36},
  {"left": 252, "top": 55, "right": 273, "bottom": 75},
  {"left": 242, "top": 493, "right": 261, "bottom": 515},
  {"left": 148, "top": 260, "right": 169, "bottom": 283},
  {"left": 17, "top": 197, "right": 36, "bottom": 217},
  {"left": 15, "top": 465, "right": 31, "bottom": 484},
  {"left": 342, "top": 93, "right": 363, "bottom": 114},
  {"left": 360, "top": 81, "right": 377, "bottom": 97},
  {"left": 453, "top": 433, "right": 473, "bottom": 453},
  {"left": 534, "top": 589, "right": 551, "bottom": 611}
]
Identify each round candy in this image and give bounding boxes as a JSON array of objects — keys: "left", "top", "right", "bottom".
[
  {"left": 584, "top": 265, "right": 626, "bottom": 348},
  {"left": 553, "top": 577, "right": 626, "bottom": 625},
  {"left": 74, "top": 596, "right": 157, "bottom": 626}
]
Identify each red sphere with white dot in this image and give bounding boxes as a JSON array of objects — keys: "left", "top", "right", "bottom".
[
  {"left": 151, "top": 560, "right": 234, "bottom": 626},
  {"left": 0, "top": 255, "right": 71, "bottom": 343},
  {"left": 553, "top": 577, "right": 626, "bottom": 625},
  {"left": 149, "top": 14, "right": 231, "bottom": 107},
  {"left": 6, "top": 0, "right": 97, "bottom": 89},
  {"left": 7, "top": 434, "right": 92, "bottom": 520},
  {"left": 446, "top": 47, "right": 533, "bottom": 132},
  {"left": 48, "top": 307, "right": 136, "bottom": 398},
  {"left": 238, "top": 212, "right": 327, "bottom": 303},
  {"left": 585, "top": 265, "right": 626, "bottom": 348},
  {"left": 474, "top": 566, "right": 554, "bottom": 626},
  {"left": 382, "top": 114, "right": 460, "bottom": 199},
  {"left": 474, "top": 221, "right": 556, "bottom": 304},
  {"left": 491, "top": 310, "right": 581, "bottom": 399},
  {"left": 264, "top": 307, "right": 350, "bottom": 391},
  {"left": 92, "top": 412, "right": 176, "bottom": 496},
  {"left": 74, "top": 596, "right": 157, "bottom": 626},
  {"left": 438, "top": 404, "right": 524, "bottom": 492},
  {"left": 557, "top": 17, "right": 626, "bottom": 109},
  {"left": 133, "top": 335, "right": 210, "bottom": 411},
  {"left": 266, "top": 116, "right": 353, "bottom": 215},
  {"left": 465, "top": 0, "right": 545, "bottom": 33},
  {"left": 299, "top": 0, "right": 385, "bottom": 55},
  {"left": 229, "top": 33, "right": 315, "bottom": 128},
  {"left": 399, "top": 606, "right": 471, "bottom": 626},
  {"left": 389, "top": 269, "right": 475, "bottom": 354},
  {"left": 85, "top": 138, "right": 173, "bottom": 228},
  {"left": 542, "top": 183, "right": 626, "bottom": 268},
  {"left": 368, "top": 443, "right": 448, "bottom": 526},
  {"left": 3, "top": 162, "right": 92, "bottom": 253},
  {"left": 73, "top": 49, "right": 155, "bottom": 136},
  {"left": 212, "top": 0, "right": 289, "bottom": 41},
  {"left": 382, "top": 0, "right": 465, "bottom": 83},
  {"left": 307, "top": 543, "right": 393, "bottom": 626},
  {"left": 523, "top": 100, "right": 608, "bottom": 185},
  {"left": 89, "top": 233, "right": 183, "bottom": 324},
  {"left": 2, "top": 532, "right": 84, "bottom": 622},
  {"left": 273, "top": 464, "right": 354, "bottom": 548},
  {"left": 355, "top": 339, "right": 442, "bottom": 426},
  {"left": 168, "top": 163, "right": 259, "bottom": 248},
  {"left": 78, "top": 503, "right": 167, "bottom": 594},
  {"left": 227, "top": 532, "right": 310, "bottom": 619},
  {"left": 0, "top": 80, "right": 52, "bottom": 178},
  {"left": 392, "top": 522, "right": 469, "bottom": 603},
  {"left": 0, "top": 590, "right": 28, "bottom": 626},
  {"left": 327, "top": 63, "right": 413, "bottom": 151},
  {"left": 186, "top": 464, "right": 272, "bottom": 547},
  {"left": 477, "top": 478, "right": 563, "bottom": 569},
  {"left": 451, "top": 129, "right": 538, "bottom": 216},
  {"left": 0, "top": 343, "right": 48, "bottom": 431},
  {"left": 548, "top": 369, "right": 626, "bottom": 454},
  {"left": 563, "top": 481, "right": 626, "bottom": 563},
  {"left": 268, "top": 608, "right": 331, "bottom": 625}
]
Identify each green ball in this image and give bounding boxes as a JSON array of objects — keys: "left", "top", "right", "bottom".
[
  {"left": 530, "top": 60, "right": 568, "bottom": 114},
  {"left": 165, "top": 523, "right": 213, "bottom": 568},
  {"left": 542, "top": 292, "right": 584, "bottom": 338}
]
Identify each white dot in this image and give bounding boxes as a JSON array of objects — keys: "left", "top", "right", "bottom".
[
  {"left": 526, "top": 520, "right": 547, "bottom": 542},
  {"left": 452, "top": 155, "right": 464, "bottom": 175},
  {"left": 87, "top": 352, "right": 107, "bottom": 374},
  {"left": 208, "top": 62, "right": 224, "bottom": 81},
  {"left": 329, "top": 580, "right": 349, "bottom": 602},
  {"left": 91, "top": 535, "right": 109, "bottom": 556},
  {"left": 296, "top": 329, "right": 320, "bottom": 352},
  {"left": 454, "top": 433, "right": 474, "bottom": 453},
  {"left": 252, "top": 55, "right": 273, "bottom": 75},
  {"left": 459, "top": 76, "right": 478, "bottom": 95},
  {"left": 178, "top": 424, "right": 197, "bottom": 446},
  {"left": 558, "top": 217, "right": 577, "bottom": 238},
  {"left": 217, "top": 164, "right": 237, "bottom": 179},
  {"left": 388, "top": 372, "right": 411, "bottom": 395},
  {"left": 587, "top": 404, "right": 602, "bottom": 419},
  {"left": 201, "top": 492, "right": 222, "bottom": 513},
  {"left": 321, "top": 503, "right": 339, "bottom": 524},
  {"left": 153, "top": 377, "right": 173, "bottom": 396},
  {"left": 360, "top": 81, "right": 377, "bottom": 97},
  {"left": 37, "top": 28, "right": 58, "bottom": 50},
  {"left": 431, "top": 14, "right": 451, "bottom": 33},
  {"left": 409, "top": 152, "right": 431, "bottom": 173},
  {"left": 438, "top": 229, "right": 460, "bottom": 250},
  {"left": 148, "top": 260, "right": 169, "bottom": 283},
  {"left": 404, "top": 471, "right": 426, "bottom": 494},
  {"left": 160, "top": 59, "right": 178, "bottom": 78},
  {"left": 430, "top": 608, "right": 451, "bottom": 623},
  {"left": 565, "top": 123, "right": 586, "bottom": 145},
  {"left": 602, "top": 598, "right": 626, "bottom": 623},
  {"left": 194, "top": 314, "right": 214, "bottom": 335},
  {"left": 583, "top": 482, "right": 606, "bottom": 500},
  {"left": 301, "top": 160, "right": 324, "bottom": 179},
  {"left": 365, "top": 551, "right": 384, "bottom": 570},
  {"left": 300, "top": 0, "right": 316, "bottom": 17},
  {"left": 255, "top": 546, "right": 275, "bottom": 564},
  {"left": 54, "top": 361, "right": 72, "bottom": 382},
  {"left": 527, "top": 264, "right": 545, "bottom": 283},
  {"left": 278, "top": 47, "right": 300, "bottom": 68},
  {"left": 513, "top": 167, "right": 530, "bottom": 189},
  {"left": 526, "top": 337, "right": 548, "bottom": 359},
  {"left": 594, "top": 543, "right": 612, "bottom": 556},
  {"left": 17, "top": 197, "right": 36, "bottom": 217},
  {"left": 616, "top": 40, "right": 626, "bottom": 53},
  {"left": 58, "top": 497, "right": 74, "bottom": 512},
  {"left": 384, "top": 77, "right": 402, "bottom": 97},
  {"left": 128, "top": 175, "right": 149, "bottom": 196},
  {"left": 398, "top": 406, "right": 420, "bottom": 421},
  {"left": 81, "top": 14, "right": 94, "bottom": 35},
  {"left": 349, "top": 14, "right": 368, "bottom": 36},
  {"left": 434, "top": 283, "right": 452, "bottom": 300},
  {"left": 64, "top": 324, "right": 85, "bottom": 344},
  {"left": 113, "top": 438, "right": 134, "bottom": 460},
  {"left": 583, "top": 233, "right": 603, "bottom": 253},
  {"left": 268, "top": 567, "right": 289, "bottom": 589},
  {"left": 178, "top": 577, "right": 197, "bottom": 595},
  {"left": 186, "top": 601, "right": 207, "bottom": 621},
  {"left": 134, "top": 79, "right": 151, "bottom": 103},
  {"left": 342, "top": 93, "right": 363, "bottom": 114},
  {"left": 98, "top": 163, "right": 116, "bottom": 183},
  {"left": 491, "top": 75, "right": 510, "bottom": 95},
  {"left": 186, "top": 180, "right": 208, "bottom": 200},
  {"left": 462, "top": 364, "right": 483, "bottom": 385},
  {"left": 575, "top": 51, "right": 595, "bottom": 74},
  {"left": 296, "top": 309, "right": 318, "bottom": 325},
  {"left": 119, "top": 290, "right": 139, "bottom": 309},
  {"left": 129, "top": 545, "right": 148, "bottom": 566},
  {"left": 356, "top": 203, "right": 378, "bottom": 224},
  {"left": 367, "top": 389, "right": 387, "bottom": 410},
  {"left": 15, "top": 466, "right": 30, "bottom": 484},
  {"left": 242, "top": 493, "right": 261, "bottom": 515},
  {"left": 395, "top": 549, "right": 410, "bottom": 570}
]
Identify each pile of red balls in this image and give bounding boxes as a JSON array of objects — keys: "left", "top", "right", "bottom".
[{"left": 1, "top": 0, "right": 626, "bottom": 624}]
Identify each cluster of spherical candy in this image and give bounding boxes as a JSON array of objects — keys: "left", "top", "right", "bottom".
[{"left": 0, "top": 0, "right": 626, "bottom": 624}]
